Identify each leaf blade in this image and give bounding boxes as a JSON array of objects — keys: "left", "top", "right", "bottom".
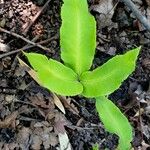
[
  {"left": 25, "top": 53, "right": 83, "bottom": 96},
  {"left": 60, "top": 0, "right": 96, "bottom": 75},
  {"left": 80, "top": 47, "right": 140, "bottom": 97},
  {"left": 96, "top": 96, "right": 132, "bottom": 150}
]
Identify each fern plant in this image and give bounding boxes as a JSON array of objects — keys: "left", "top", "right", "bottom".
[{"left": 24, "top": 0, "right": 140, "bottom": 149}]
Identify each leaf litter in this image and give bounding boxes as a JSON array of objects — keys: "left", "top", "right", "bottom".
[{"left": 0, "top": 0, "right": 150, "bottom": 149}]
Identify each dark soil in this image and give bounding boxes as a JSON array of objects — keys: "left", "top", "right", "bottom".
[{"left": 0, "top": 0, "right": 150, "bottom": 150}]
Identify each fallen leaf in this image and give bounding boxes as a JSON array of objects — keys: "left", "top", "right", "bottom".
[
  {"left": 42, "top": 132, "right": 58, "bottom": 149},
  {"left": 141, "top": 141, "right": 150, "bottom": 150},
  {"left": 29, "top": 92, "right": 55, "bottom": 118},
  {"left": 18, "top": 57, "right": 41, "bottom": 84},
  {"left": 52, "top": 93, "right": 65, "bottom": 114},
  {"left": 33, "top": 121, "right": 50, "bottom": 128},
  {"left": 0, "top": 111, "right": 18, "bottom": 128},
  {"left": 91, "top": 0, "right": 117, "bottom": 28},
  {"left": 54, "top": 113, "right": 72, "bottom": 150},
  {"left": 141, "top": 124, "right": 150, "bottom": 139},
  {"left": 15, "top": 64, "right": 26, "bottom": 77},
  {"left": 29, "top": 93, "right": 49, "bottom": 108},
  {"left": 92, "top": 0, "right": 114, "bottom": 15},
  {"left": 31, "top": 121, "right": 58, "bottom": 149},
  {"left": 48, "top": 133, "right": 58, "bottom": 147},
  {"left": 31, "top": 135, "right": 42, "bottom": 150},
  {"left": 59, "top": 96, "right": 79, "bottom": 115},
  {"left": 58, "top": 132, "right": 72, "bottom": 150},
  {"left": 54, "top": 113, "right": 68, "bottom": 134},
  {"left": 17, "top": 127, "right": 31, "bottom": 150},
  {"left": 3, "top": 143, "right": 19, "bottom": 150}
]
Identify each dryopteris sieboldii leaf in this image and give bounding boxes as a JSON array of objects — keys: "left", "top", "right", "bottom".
[
  {"left": 24, "top": 53, "right": 83, "bottom": 96},
  {"left": 80, "top": 47, "right": 140, "bottom": 97},
  {"left": 96, "top": 96, "right": 132, "bottom": 150},
  {"left": 60, "top": 0, "right": 96, "bottom": 75},
  {"left": 23, "top": 0, "right": 141, "bottom": 149}
]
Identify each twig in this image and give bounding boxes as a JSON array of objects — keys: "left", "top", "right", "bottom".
[
  {"left": 23, "top": 0, "right": 52, "bottom": 35},
  {"left": 0, "top": 34, "right": 58, "bottom": 59},
  {"left": 0, "top": 45, "right": 34, "bottom": 59},
  {"left": 0, "top": 27, "right": 54, "bottom": 53},
  {"left": 38, "top": 33, "right": 59, "bottom": 44},
  {"left": 120, "top": 0, "right": 150, "bottom": 31}
]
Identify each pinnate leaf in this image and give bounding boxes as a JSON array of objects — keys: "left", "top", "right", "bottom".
[
  {"left": 24, "top": 53, "right": 83, "bottom": 96},
  {"left": 80, "top": 47, "right": 140, "bottom": 97},
  {"left": 96, "top": 96, "right": 132, "bottom": 150},
  {"left": 60, "top": 0, "right": 96, "bottom": 75}
]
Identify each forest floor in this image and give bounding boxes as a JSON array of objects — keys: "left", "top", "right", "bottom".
[{"left": 0, "top": 0, "right": 150, "bottom": 149}]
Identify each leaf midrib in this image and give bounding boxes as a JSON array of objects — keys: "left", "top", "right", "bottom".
[
  {"left": 73, "top": 0, "right": 81, "bottom": 74},
  {"left": 82, "top": 68, "right": 119, "bottom": 83},
  {"left": 97, "top": 97, "right": 130, "bottom": 149},
  {"left": 40, "top": 61, "right": 78, "bottom": 83}
]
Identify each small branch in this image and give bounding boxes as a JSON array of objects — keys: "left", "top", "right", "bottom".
[
  {"left": 0, "top": 34, "right": 58, "bottom": 59},
  {"left": 0, "top": 27, "right": 54, "bottom": 53},
  {"left": 120, "top": 0, "right": 150, "bottom": 31},
  {"left": 22, "top": 0, "right": 52, "bottom": 35},
  {"left": 0, "top": 45, "right": 33, "bottom": 59}
]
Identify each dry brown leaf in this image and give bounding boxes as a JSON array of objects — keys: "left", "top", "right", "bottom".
[
  {"left": 48, "top": 133, "right": 58, "bottom": 147},
  {"left": 17, "top": 127, "right": 31, "bottom": 150},
  {"left": 29, "top": 93, "right": 48, "bottom": 108},
  {"left": 15, "top": 64, "right": 26, "bottom": 77},
  {"left": 141, "top": 124, "right": 150, "bottom": 139},
  {"left": 29, "top": 93, "right": 55, "bottom": 118},
  {"left": 141, "top": 141, "right": 150, "bottom": 150},
  {"left": 91, "top": 0, "right": 117, "bottom": 28},
  {"left": 31, "top": 121, "right": 58, "bottom": 149},
  {"left": 2, "top": 143, "right": 19, "bottom": 150},
  {"left": 0, "top": 111, "right": 18, "bottom": 128},
  {"left": 42, "top": 131, "right": 58, "bottom": 149},
  {"left": 54, "top": 113, "right": 67, "bottom": 134},
  {"left": 58, "top": 132, "right": 72, "bottom": 150},
  {"left": 18, "top": 58, "right": 58, "bottom": 117},
  {"left": 92, "top": 0, "right": 114, "bottom": 14},
  {"left": 52, "top": 93, "right": 65, "bottom": 114},
  {"left": 54, "top": 113, "right": 72, "bottom": 150},
  {"left": 18, "top": 57, "right": 41, "bottom": 84},
  {"left": 59, "top": 96, "right": 79, "bottom": 115},
  {"left": 31, "top": 135, "right": 42, "bottom": 150}
]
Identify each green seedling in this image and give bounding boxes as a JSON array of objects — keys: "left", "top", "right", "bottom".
[
  {"left": 24, "top": 0, "right": 140, "bottom": 149},
  {"left": 92, "top": 143, "right": 99, "bottom": 150}
]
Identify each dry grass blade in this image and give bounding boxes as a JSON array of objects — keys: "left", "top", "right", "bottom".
[{"left": 52, "top": 93, "right": 66, "bottom": 114}]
